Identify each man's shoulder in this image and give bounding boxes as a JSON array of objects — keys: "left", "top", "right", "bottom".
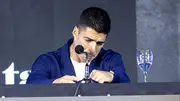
[
  {"left": 35, "top": 47, "right": 63, "bottom": 63},
  {"left": 99, "top": 48, "right": 123, "bottom": 61},
  {"left": 101, "top": 48, "right": 122, "bottom": 57}
]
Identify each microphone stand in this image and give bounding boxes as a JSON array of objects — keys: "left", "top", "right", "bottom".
[
  {"left": 74, "top": 45, "right": 93, "bottom": 96},
  {"left": 81, "top": 52, "right": 93, "bottom": 83}
]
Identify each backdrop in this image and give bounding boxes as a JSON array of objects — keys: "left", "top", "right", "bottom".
[
  {"left": 137, "top": 0, "right": 180, "bottom": 82},
  {"left": 0, "top": 0, "right": 136, "bottom": 84}
]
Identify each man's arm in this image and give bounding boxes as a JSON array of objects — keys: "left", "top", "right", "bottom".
[
  {"left": 27, "top": 54, "right": 79, "bottom": 84},
  {"left": 26, "top": 54, "right": 57, "bottom": 84},
  {"left": 90, "top": 53, "right": 130, "bottom": 83},
  {"left": 110, "top": 54, "right": 130, "bottom": 83}
]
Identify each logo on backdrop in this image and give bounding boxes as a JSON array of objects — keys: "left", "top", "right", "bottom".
[{"left": 2, "top": 62, "right": 31, "bottom": 85}]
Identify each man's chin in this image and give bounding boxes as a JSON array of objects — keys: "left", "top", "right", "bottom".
[
  {"left": 80, "top": 60, "right": 86, "bottom": 63},
  {"left": 80, "top": 58, "right": 93, "bottom": 63}
]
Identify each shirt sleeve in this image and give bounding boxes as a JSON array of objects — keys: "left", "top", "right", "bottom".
[
  {"left": 26, "top": 54, "right": 56, "bottom": 84},
  {"left": 110, "top": 54, "right": 131, "bottom": 83}
]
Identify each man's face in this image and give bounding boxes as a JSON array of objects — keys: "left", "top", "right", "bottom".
[{"left": 73, "top": 26, "right": 107, "bottom": 62}]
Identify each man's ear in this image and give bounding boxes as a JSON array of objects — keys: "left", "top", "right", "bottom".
[{"left": 72, "top": 26, "right": 79, "bottom": 37}]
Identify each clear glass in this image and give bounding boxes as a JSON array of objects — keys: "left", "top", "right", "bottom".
[{"left": 137, "top": 50, "right": 153, "bottom": 82}]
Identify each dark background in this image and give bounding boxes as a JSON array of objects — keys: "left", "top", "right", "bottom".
[{"left": 0, "top": 0, "right": 136, "bottom": 84}]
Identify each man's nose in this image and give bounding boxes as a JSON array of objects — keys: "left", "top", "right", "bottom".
[{"left": 89, "top": 42, "right": 97, "bottom": 53}]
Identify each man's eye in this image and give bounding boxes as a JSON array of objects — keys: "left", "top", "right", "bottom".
[
  {"left": 86, "top": 40, "right": 91, "bottom": 42},
  {"left": 97, "top": 42, "right": 103, "bottom": 45}
]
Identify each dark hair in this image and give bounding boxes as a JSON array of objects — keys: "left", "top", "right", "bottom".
[{"left": 78, "top": 7, "right": 111, "bottom": 35}]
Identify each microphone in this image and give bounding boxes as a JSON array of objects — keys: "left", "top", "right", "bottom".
[
  {"left": 74, "top": 45, "right": 92, "bottom": 83},
  {"left": 75, "top": 45, "right": 84, "bottom": 54},
  {"left": 75, "top": 45, "right": 88, "bottom": 65}
]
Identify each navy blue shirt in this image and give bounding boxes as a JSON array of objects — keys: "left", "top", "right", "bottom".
[{"left": 27, "top": 39, "right": 130, "bottom": 84}]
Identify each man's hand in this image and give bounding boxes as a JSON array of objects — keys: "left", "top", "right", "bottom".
[
  {"left": 90, "top": 70, "right": 114, "bottom": 83},
  {"left": 52, "top": 75, "right": 79, "bottom": 84}
]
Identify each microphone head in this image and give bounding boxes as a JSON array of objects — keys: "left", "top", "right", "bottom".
[{"left": 75, "top": 45, "right": 84, "bottom": 54}]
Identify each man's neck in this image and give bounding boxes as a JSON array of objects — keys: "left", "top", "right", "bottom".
[{"left": 70, "top": 43, "right": 81, "bottom": 63}]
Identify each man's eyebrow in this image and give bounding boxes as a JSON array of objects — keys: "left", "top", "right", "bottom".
[
  {"left": 84, "top": 37, "right": 105, "bottom": 43},
  {"left": 84, "top": 37, "right": 94, "bottom": 41}
]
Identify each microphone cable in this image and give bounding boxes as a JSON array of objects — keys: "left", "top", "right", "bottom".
[{"left": 73, "top": 82, "right": 82, "bottom": 96}]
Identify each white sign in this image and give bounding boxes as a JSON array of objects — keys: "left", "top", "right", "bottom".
[{"left": 2, "top": 62, "right": 31, "bottom": 85}]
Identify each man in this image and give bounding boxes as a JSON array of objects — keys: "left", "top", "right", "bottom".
[{"left": 27, "top": 7, "right": 130, "bottom": 84}]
